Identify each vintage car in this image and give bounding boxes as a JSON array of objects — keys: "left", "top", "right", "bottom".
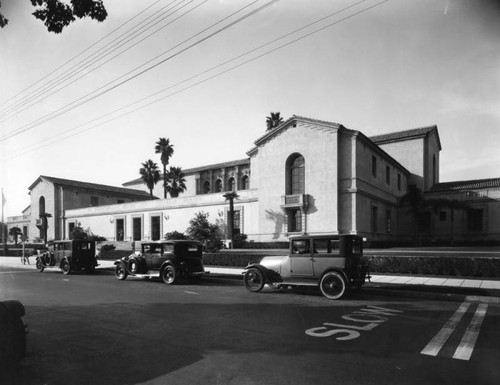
[
  {"left": 243, "top": 234, "right": 369, "bottom": 299},
  {"left": 114, "top": 240, "right": 207, "bottom": 284},
  {"left": 0, "top": 300, "right": 27, "bottom": 371},
  {"left": 35, "top": 240, "right": 99, "bottom": 275}
]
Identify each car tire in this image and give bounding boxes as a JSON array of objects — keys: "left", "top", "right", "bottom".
[
  {"left": 128, "top": 258, "right": 139, "bottom": 274},
  {"left": 244, "top": 268, "right": 265, "bottom": 292},
  {"left": 61, "top": 260, "right": 71, "bottom": 275},
  {"left": 161, "top": 265, "right": 176, "bottom": 285},
  {"left": 319, "top": 271, "right": 346, "bottom": 300},
  {"left": 115, "top": 264, "right": 128, "bottom": 280},
  {"left": 35, "top": 259, "right": 44, "bottom": 273}
]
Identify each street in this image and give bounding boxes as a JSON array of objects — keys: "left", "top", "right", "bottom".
[{"left": 1, "top": 266, "right": 499, "bottom": 385}]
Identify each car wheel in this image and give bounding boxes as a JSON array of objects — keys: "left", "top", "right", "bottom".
[
  {"left": 319, "top": 271, "right": 346, "bottom": 300},
  {"left": 128, "top": 258, "right": 139, "bottom": 274},
  {"left": 244, "top": 268, "right": 265, "bottom": 292},
  {"left": 35, "top": 259, "right": 44, "bottom": 272},
  {"left": 115, "top": 264, "right": 128, "bottom": 280},
  {"left": 61, "top": 260, "right": 71, "bottom": 275},
  {"left": 162, "top": 265, "right": 176, "bottom": 285}
]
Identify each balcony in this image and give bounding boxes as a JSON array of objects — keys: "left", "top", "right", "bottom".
[{"left": 280, "top": 194, "right": 309, "bottom": 209}]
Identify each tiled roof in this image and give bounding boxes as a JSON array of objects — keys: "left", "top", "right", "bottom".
[
  {"left": 31, "top": 176, "right": 151, "bottom": 198},
  {"left": 370, "top": 125, "right": 438, "bottom": 144},
  {"left": 122, "top": 158, "right": 250, "bottom": 186},
  {"left": 430, "top": 178, "right": 500, "bottom": 192}
]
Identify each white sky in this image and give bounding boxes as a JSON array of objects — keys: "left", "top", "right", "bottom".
[{"left": 1, "top": 0, "right": 499, "bottom": 218}]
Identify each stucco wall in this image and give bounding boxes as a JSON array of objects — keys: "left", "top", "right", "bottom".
[{"left": 253, "top": 122, "right": 339, "bottom": 241}]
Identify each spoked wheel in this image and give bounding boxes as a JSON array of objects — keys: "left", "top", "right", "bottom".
[
  {"left": 36, "top": 259, "right": 44, "bottom": 272},
  {"left": 244, "top": 268, "right": 265, "bottom": 292},
  {"left": 61, "top": 260, "right": 71, "bottom": 275},
  {"left": 319, "top": 271, "right": 346, "bottom": 300},
  {"left": 115, "top": 264, "right": 128, "bottom": 280},
  {"left": 162, "top": 265, "right": 176, "bottom": 285}
]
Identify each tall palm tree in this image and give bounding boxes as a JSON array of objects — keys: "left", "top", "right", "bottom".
[
  {"left": 166, "top": 166, "right": 187, "bottom": 198},
  {"left": 155, "top": 138, "right": 174, "bottom": 198},
  {"left": 139, "top": 159, "right": 160, "bottom": 199},
  {"left": 266, "top": 112, "right": 284, "bottom": 131}
]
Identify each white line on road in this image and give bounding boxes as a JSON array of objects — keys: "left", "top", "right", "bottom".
[
  {"left": 421, "top": 302, "right": 471, "bottom": 357},
  {"left": 184, "top": 291, "right": 199, "bottom": 295},
  {"left": 453, "top": 304, "right": 488, "bottom": 361}
]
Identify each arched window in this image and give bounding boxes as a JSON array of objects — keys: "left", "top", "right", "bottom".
[
  {"left": 203, "top": 181, "right": 211, "bottom": 194},
  {"left": 215, "top": 179, "right": 223, "bottom": 192},
  {"left": 227, "top": 177, "right": 235, "bottom": 191},
  {"left": 241, "top": 175, "right": 250, "bottom": 190},
  {"left": 39, "top": 196, "right": 45, "bottom": 216},
  {"left": 286, "top": 154, "right": 305, "bottom": 194}
]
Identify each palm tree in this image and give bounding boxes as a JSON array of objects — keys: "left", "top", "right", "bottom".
[
  {"left": 139, "top": 159, "right": 160, "bottom": 199},
  {"left": 9, "top": 226, "right": 22, "bottom": 245},
  {"left": 155, "top": 138, "right": 174, "bottom": 199},
  {"left": 165, "top": 166, "right": 187, "bottom": 198},
  {"left": 266, "top": 112, "right": 284, "bottom": 131}
]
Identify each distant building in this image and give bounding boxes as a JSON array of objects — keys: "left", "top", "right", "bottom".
[{"left": 7, "top": 115, "right": 500, "bottom": 245}]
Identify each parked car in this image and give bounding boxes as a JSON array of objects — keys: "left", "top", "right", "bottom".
[
  {"left": 35, "top": 240, "right": 98, "bottom": 275},
  {"left": 243, "top": 234, "right": 369, "bottom": 299},
  {"left": 114, "top": 240, "right": 207, "bottom": 284},
  {"left": 0, "top": 300, "right": 27, "bottom": 370}
]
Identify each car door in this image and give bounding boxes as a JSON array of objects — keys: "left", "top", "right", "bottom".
[{"left": 290, "top": 239, "right": 314, "bottom": 277}]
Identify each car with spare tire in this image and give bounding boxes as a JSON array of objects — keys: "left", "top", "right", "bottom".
[
  {"left": 243, "top": 234, "right": 369, "bottom": 299},
  {"left": 35, "top": 240, "right": 98, "bottom": 275},
  {"left": 114, "top": 240, "right": 207, "bottom": 284}
]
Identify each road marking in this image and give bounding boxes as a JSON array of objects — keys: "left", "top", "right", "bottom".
[
  {"left": 184, "top": 290, "right": 199, "bottom": 295},
  {"left": 453, "top": 304, "right": 488, "bottom": 361},
  {"left": 421, "top": 302, "right": 470, "bottom": 357}
]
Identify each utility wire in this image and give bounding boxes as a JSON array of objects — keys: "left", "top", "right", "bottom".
[
  {"left": 0, "top": 0, "right": 277, "bottom": 143},
  {"left": 0, "top": 0, "right": 167, "bottom": 114},
  {"left": 0, "top": 0, "right": 193, "bottom": 120},
  {"left": 4, "top": 0, "right": 389, "bottom": 161}
]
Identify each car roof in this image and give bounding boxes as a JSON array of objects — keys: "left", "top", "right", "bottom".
[{"left": 140, "top": 240, "right": 202, "bottom": 245}]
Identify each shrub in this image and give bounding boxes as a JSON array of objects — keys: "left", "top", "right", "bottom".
[
  {"left": 232, "top": 233, "right": 248, "bottom": 248},
  {"left": 186, "top": 212, "right": 223, "bottom": 252},
  {"left": 100, "top": 244, "right": 116, "bottom": 251},
  {"left": 165, "top": 231, "right": 187, "bottom": 240}
]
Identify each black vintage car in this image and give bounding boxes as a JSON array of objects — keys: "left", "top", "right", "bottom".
[
  {"left": 36, "top": 240, "right": 99, "bottom": 275},
  {"left": 243, "top": 234, "right": 369, "bottom": 299},
  {"left": 114, "top": 240, "right": 207, "bottom": 284},
  {"left": 0, "top": 300, "right": 27, "bottom": 371}
]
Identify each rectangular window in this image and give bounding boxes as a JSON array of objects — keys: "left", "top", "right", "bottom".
[
  {"left": 439, "top": 211, "right": 447, "bottom": 222},
  {"left": 234, "top": 211, "right": 241, "bottom": 235},
  {"left": 23, "top": 226, "right": 28, "bottom": 237},
  {"left": 397, "top": 174, "right": 402, "bottom": 191},
  {"left": 91, "top": 196, "right": 99, "bottom": 207},
  {"left": 372, "top": 156, "right": 377, "bottom": 178},
  {"left": 288, "top": 209, "right": 302, "bottom": 232},
  {"left": 386, "top": 166, "right": 390, "bottom": 185},
  {"left": 151, "top": 216, "right": 161, "bottom": 241},
  {"left": 132, "top": 217, "right": 142, "bottom": 241},
  {"left": 386, "top": 210, "right": 391, "bottom": 233},
  {"left": 118, "top": 199, "right": 124, "bottom": 204},
  {"left": 467, "top": 209, "right": 483, "bottom": 232},
  {"left": 372, "top": 206, "right": 378, "bottom": 233},
  {"left": 116, "top": 218, "right": 125, "bottom": 241}
]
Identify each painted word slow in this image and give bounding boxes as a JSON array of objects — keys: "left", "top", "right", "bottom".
[{"left": 305, "top": 305, "right": 403, "bottom": 340}]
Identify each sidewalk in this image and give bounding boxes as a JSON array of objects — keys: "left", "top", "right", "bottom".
[{"left": 2, "top": 256, "right": 499, "bottom": 303}]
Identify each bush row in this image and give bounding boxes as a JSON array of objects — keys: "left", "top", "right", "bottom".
[{"left": 365, "top": 256, "right": 500, "bottom": 279}]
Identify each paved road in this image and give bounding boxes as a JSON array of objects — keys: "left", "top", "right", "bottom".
[{"left": 1, "top": 266, "right": 499, "bottom": 385}]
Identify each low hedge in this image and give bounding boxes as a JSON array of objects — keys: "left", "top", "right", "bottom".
[
  {"left": 99, "top": 249, "right": 134, "bottom": 260},
  {"left": 366, "top": 256, "right": 500, "bottom": 278}
]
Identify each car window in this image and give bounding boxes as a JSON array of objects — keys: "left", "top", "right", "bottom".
[
  {"left": 164, "top": 244, "right": 174, "bottom": 254},
  {"left": 313, "top": 239, "right": 339, "bottom": 254},
  {"left": 292, "top": 240, "right": 310, "bottom": 254}
]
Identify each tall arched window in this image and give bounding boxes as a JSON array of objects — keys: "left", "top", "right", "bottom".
[
  {"left": 286, "top": 154, "right": 305, "bottom": 194},
  {"left": 39, "top": 196, "right": 45, "bottom": 216},
  {"left": 203, "top": 181, "right": 211, "bottom": 194},
  {"left": 228, "top": 177, "right": 235, "bottom": 191},
  {"left": 215, "top": 179, "right": 223, "bottom": 192},
  {"left": 241, "top": 175, "right": 250, "bottom": 190}
]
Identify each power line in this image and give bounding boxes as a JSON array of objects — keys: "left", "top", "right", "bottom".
[
  {"left": 0, "top": 0, "right": 195, "bottom": 120},
  {"left": 0, "top": 0, "right": 277, "bottom": 143},
  {"left": 4, "top": 0, "right": 389, "bottom": 161},
  {"left": 0, "top": 0, "right": 167, "bottom": 114}
]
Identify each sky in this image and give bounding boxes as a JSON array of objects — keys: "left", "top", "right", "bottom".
[{"left": 1, "top": 0, "right": 499, "bottom": 218}]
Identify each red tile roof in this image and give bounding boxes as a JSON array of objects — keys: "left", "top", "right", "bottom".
[{"left": 430, "top": 178, "right": 500, "bottom": 192}]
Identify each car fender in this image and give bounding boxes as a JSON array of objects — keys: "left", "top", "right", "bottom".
[
  {"left": 244, "top": 263, "right": 282, "bottom": 284},
  {"left": 114, "top": 260, "right": 133, "bottom": 274},
  {"left": 160, "top": 261, "right": 175, "bottom": 273}
]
